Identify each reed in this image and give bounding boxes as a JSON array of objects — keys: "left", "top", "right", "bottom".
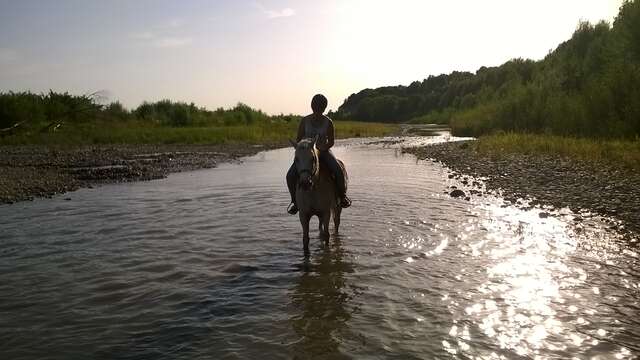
[
  {"left": 0, "top": 120, "right": 397, "bottom": 146},
  {"left": 475, "top": 133, "right": 640, "bottom": 169}
]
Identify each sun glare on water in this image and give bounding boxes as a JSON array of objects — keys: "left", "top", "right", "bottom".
[{"left": 439, "top": 199, "right": 633, "bottom": 358}]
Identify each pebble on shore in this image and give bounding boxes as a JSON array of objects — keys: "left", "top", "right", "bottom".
[
  {"left": 0, "top": 144, "right": 276, "bottom": 204},
  {"left": 403, "top": 140, "right": 640, "bottom": 237}
]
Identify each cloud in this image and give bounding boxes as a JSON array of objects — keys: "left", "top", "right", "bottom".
[
  {"left": 130, "top": 19, "right": 193, "bottom": 49},
  {"left": 152, "top": 37, "right": 193, "bottom": 48},
  {"left": 254, "top": 2, "right": 295, "bottom": 19},
  {"left": 265, "top": 7, "right": 295, "bottom": 19},
  {"left": 130, "top": 32, "right": 194, "bottom": 48}
]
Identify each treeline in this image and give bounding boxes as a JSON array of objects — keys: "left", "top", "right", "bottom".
[
  {"left": 334, "top": 0, "right": 640, "bottom": 138},
  {"left": 0, "top": 90, "right": 300, "bottom": 135}
]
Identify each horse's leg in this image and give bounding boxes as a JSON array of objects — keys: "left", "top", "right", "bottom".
[
  {"left": 321, "top": 211, "right": 331, "bottom": 244},
  {"left": 334, "top": 205, "right": 341, "bottom": 234},
  {"left": 317, "top": 214, "right": 325, "bottom": 238},
  {"left": 299, "top": 212, "right": 311, "bottom": 256}
]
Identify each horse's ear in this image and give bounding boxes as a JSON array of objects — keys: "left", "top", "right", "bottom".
[{"left": 289, "top": 139, "right": 297, "bottom": 149}]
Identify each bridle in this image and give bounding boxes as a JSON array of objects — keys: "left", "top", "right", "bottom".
[{"left": 296, "top": 147, "right": 319, "bottom": 189}]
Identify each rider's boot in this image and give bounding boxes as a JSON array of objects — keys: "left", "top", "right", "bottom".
[{"left": 287, "top": 202, "right": 299, "bottom": 215}]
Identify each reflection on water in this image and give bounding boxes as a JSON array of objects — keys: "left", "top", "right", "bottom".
[
  {"left": 0, "top": 134, "right": 638, "bottom": 359},
  {"left": 290, "top": 237, "right": 354, "bottom": 359}
]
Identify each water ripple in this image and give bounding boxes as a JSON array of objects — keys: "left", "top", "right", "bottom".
[{"left": 0, "top": 136, "right": 638, "bottom": 359}]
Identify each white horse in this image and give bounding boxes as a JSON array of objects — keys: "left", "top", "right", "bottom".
[{"left": 290, "top": 137, "right": 347, "bottom": 255}]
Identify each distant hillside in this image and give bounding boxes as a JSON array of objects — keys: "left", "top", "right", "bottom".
[{"left": 334, "top": 0, "right": 640, "bottom": 139}]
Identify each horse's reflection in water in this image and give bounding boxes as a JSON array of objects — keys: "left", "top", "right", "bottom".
[{"left": 289, "top": 236, "right": 356, "bottom": 359}]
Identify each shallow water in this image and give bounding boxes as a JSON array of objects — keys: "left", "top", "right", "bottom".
[{"left": 1, "top": 135, "right": 639, "bottom": 359}]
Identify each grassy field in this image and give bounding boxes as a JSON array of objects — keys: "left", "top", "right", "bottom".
[
  {"left": 0, "top": 120, "right": 398, "bottom": 146},
  {"left": 475, "top": 133, "right": 640, "bottom": 169}
]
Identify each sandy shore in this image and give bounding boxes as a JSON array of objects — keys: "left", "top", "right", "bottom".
[
  {"left": 0, "top": 144, "right": 280, "bottom": 204},
  {"left": 404, "top": 141, "right": 640, "bottom": 237}
]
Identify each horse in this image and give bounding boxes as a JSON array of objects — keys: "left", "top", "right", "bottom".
[{"left": 289, "top": 137, "right": 348, "bottom": 256}]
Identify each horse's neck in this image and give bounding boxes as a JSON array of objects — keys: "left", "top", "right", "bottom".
[{"left": 295, "top": 147, "right": 320, "bottom": 178}]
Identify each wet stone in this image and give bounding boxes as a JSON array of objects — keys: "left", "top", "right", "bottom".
[
  {"left": 403, "top": 140, "right": 640, "bottom": 237},
  {"left": 0, "top": 144, "right": 278, "bottom": 205}
]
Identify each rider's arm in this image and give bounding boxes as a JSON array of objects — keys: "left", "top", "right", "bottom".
[
  {"left": 295, "top": 117, "right": 305, "bottom": 142},
  {"left": 318, "top": 119, "right": 335, "bottom": 151}
]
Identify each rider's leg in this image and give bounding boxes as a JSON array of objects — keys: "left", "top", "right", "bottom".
[
  {"left": 286, "top": 162, "right": 299, "bottom": 214},
  {"left": 319, "top": 151, "right": 351, "bottom": 208}
]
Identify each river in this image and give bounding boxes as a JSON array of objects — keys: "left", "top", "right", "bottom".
[{"left": 1, "top": 134, "right": 639, "bottom": 359}]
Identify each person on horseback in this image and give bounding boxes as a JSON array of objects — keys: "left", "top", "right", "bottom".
[{"left": 286, "top": 94, "right": 351, "bottom": 215}]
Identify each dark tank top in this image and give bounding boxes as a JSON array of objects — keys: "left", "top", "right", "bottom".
[{"left": 303, "top": 116, "right": 330, "bottom": 143}]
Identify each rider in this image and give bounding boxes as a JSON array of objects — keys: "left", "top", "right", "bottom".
[{"left": 286, "top": 94, "right": 351, "bottom": 215}]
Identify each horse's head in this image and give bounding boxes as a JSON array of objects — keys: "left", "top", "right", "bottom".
[{"left": 290, "top": 137, "right": 319, "bottom": 190}]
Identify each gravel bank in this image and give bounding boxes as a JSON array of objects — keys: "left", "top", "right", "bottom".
[
  {"left": 0, "top": 144, "right": 278, "bottom": 204},
  {"left": 403, "top": 141, "right": 640, "bottom": 236}
]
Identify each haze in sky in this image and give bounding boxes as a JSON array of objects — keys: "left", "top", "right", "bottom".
[{"left": 0, "top": 0, "right": 625, "bottom": 114}]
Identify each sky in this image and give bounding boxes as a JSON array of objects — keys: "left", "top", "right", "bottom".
[{"left": 0, "top": 0, "right": 625, "bottom": 114}]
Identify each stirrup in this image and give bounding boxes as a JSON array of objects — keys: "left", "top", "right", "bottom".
[
  {"left": 340, "top": 196, "right": 351, "bottom": 208},
  {"left": 287, "top": 202, "right": 299, "bottom": 215}
]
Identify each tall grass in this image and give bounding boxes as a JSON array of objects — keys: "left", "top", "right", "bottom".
[
  {"left": 0, "top": 90, "right": 397, "bottom": 146},
  {"left": 408, "top": 109, "right": 453, "bottom": 125},
  {"left": 476, "top": 133, "right": 640, "bottom": 169},
  {"left": 0, "top": 120, "right": 397, "bottom": 146},
  {"left": 335, "top": 121, "right": 397, "bottom": 139}
]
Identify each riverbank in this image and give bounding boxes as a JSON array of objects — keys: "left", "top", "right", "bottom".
[
  {"left": 0, "top": 120, "right": 398, "bottom": 204},
  {"left": 0, "top": 143, "right": 278, "bottom": 204},
  {"left": 403, "top": 140, "right": 640, "bottom": 236}
]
